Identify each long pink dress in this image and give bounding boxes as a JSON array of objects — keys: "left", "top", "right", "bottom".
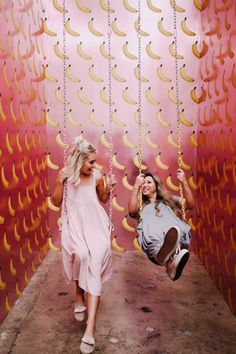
[{"left": 61, "top": 171, "right": 112, "bottom": 296}]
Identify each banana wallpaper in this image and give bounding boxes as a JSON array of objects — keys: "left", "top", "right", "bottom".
[{"left": 0, "top": 0, "right": 235, "bottom": 323}]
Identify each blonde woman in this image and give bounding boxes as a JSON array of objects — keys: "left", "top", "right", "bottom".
[
  {"left": 52, "top": 136, "right": 116, "bottom": 354},
  {"left": 128, "top": 169, "right": 194, "bottom": 281}
]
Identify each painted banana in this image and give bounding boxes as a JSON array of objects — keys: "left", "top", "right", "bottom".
[
  {"left": 122, "top": 216, "right": 135, "bottom": 232},
  {"left": 170, "top": 0, "right": 185, "bottom": 13},
  {"left": 3, "top": 231, "right": 11, "bottom": 252},
  {"left": 99, "top": 0, "right": 115, "bottom": 13},
  {"left": 56, "top": 131, "right": 69, "bottom": 149},
  {"left": 0, "top": 94, "right": 7, "bottom": 121},
  {"left": 146, "top": 41, "right": 161, "bottom": 60},
  {"left": 48, "top": 236, "right": 60, "bottom": 252},
  {"left": 8, "top": 195, "right": 15, "bottom": 216},
  {"left": 157, "top": 17, "right": 172, "bottom": 36},
  {"left": 54, "top": 41, "right": 69, "bottom": 60},
  {"left": 169, "top": 41, "right": 184, "bottom": 59},
  {"left": 133, "top": 154, "right": 147, "bottom": 170},
  {"left": 156, "top": 109, "right": 171, "bottom": 127},
  {"left": 100, "top": 41, "right": 115, "bottom": 60},
  {"left": 3, "top": 61, "right": 11, "bottom": 89},
  {"left": 189, "top": 131, "right": 199, "bottom": 147},
  {"left": 48, "top": 196, "right": 60, "bottom": 212},
  {"left": 89, "top": 64, "right": 103, "bottom": 82},
  {"left": 192, "top": 41, "right": 208, "bottom": 58},
  {"left": 64, "top": 18, "right": 80, "bottom": 36},
  {"left": 10, "top": 98, "right": 17, "bottom": 123},
  {"left": 77, "top": 87, "right": 92, "bottom": 105},
  {"left": 67, "top": 109, "right": 81, "bottom": 127},
  {"left": 46, "top": 153, "right": 59, "bottom": 170},
  {"left": 122, "top": 174, "right": 133, "bottom": 191},
  {"left": 190, "top": 87, "right": 206, "bottom": 104},
  {"left": 32, "top": 66, "right": 46, "bottom": 82},
  {"left": 123, "top": 0, "right": 137, "bottom": 13},
  {"left": 112, "top": 153, "right": 125, "bottom": 170},
  {"left": 5, "top": 295, "right": 12, "bottom": 313},
  {"left": 21, "top": 159, "right": 28, "bottom": 179},
  {"left": 167, "top": 131, "right": 178, "bottom": 149},
  {"left": 12, "top": 163, "right": 19, "bottom": 183},
  {"left": 111, "top": 236, "right": 125, "bottom": 252},
  {"left": 156, "top": 64, "right": 172, "bottom": 82},
  {"left": 77, "top": 42, "right": 92, "bottom": 60},
  {"left": 145, "top": 87, "right": 160, "bottom": 105},
  {"left": 188, "top": 175, "right": 200, "bottom": 190},
  {"left": 179, "top": 109, "right": 193, "bottom": 127},
  {"left": 155, "top": 153, "right": 170, "bottom": 170},
  {"left": 134, "top": 20, "right": 149, "bottom": 36},
  {"left": 0, "top": 215, "right": 4, "bottom": 224},
  {"left": 43, "top": 19, "right": 57, "bottom": 37},
  {"left": 76, "top": 0, "right": 91, "bottom": 13},
  {"left": 45, "top": 66, "right": 58, "bottom": 83},
  {"left": 16, "top": 131, "right": 23, "bottom": 152},
  {"left": 88, "top": 109, "right": 104, "bottom": 127},
  {"left": 181, "top": 17, "right": 196, "bottom": 36},
  {"left": 123, "top": 41, "right": 137, "bottom": 60},
  {"left": 132, "top": 237, "right": 141, "bottom": 251},
  {"left": 10, "top": 256, "right": 17, "bottom": 276},
  {"left": 168, "top": 87, "right": 183, "bottom": 105},
  {"left": 122, "top": 131, "right": 136, "bottom": 149},
  {"left": 133, "top": 110, "right": 149, "bottom": 127},
  {"left": 27, "top": 239, "right": 32, "bottom": 254},
  {"left": 55, "top": 87, "right": 69, "bottom": 105},
  {"left": 65, "top": 64, "right": 80, "bottom": 82},
  {"left": 112, "top": 18, "right": 126, "bottom": 36},
  {"left": 145, "top": 131, "right": 159, "bottom": 148},
  {"left": 134, "top": 65, "right": 148, "bottom": 82},
  {"left": 100, "top": 87, "right": 114, "bottom": 105},
  {"left": 193, "top": 0, "right": 210, "bottom": 12},
  {"left": 100, "top": 131, "right": 113, "bottom": 149},
  {"left": 166, "top": 174, "right": 179, "bottom": 192},
  {"left": 52, "top": 0, "right": 68, "bottom": 13},
  {"left": 6, "top": 130, "right": 14, "bottom": 154},
  {"left": 179, "top": 156, "right": 191, "bottom": 170},
  {"left": 112, "top": 195, "right": 125, "bottom": 212},
  {"left": 0, "top": 269, "right": 6, "bottom": 290},
  {"left": 88, "top": 18, "right": 103, "bottom": 37},
  {"left": 179, "top": 64, "right": 194, "bottom": 82},
  {"left": 18, "top": 191, "right": 24, "bottom": 209},
  {"left": 122, "top": 87, "right": 137, "bottom": 105},
  {"left": 111, "top": 64, "right": 126, "bottom": 82},
  {"left": 146, "top": 0, "right": 161, "bottom": 12},
  {"left": 14, "top": 222, "right": 21, "bottom": 242},
  {"left": 45, "top": 109, "right": 58, "bottom": 127},
  {"left": 13, "top": 70, "right": 21, "bottom": 93}
]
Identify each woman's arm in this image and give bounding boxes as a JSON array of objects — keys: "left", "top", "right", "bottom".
[
  {"left": 128, "top": 174, "right": 145, "bottom": 218},
  {"left": 51, "top": 171, "right": 66, "bottom": 207},
  {"left": 96, "top": 173, "right": 116, "bottom": 204},
  {"left": 177, "top": 169, "right": 195, "bottom": 210}
]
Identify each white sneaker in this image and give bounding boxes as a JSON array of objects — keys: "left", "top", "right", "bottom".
[{"left": 166, "top": 246, "right": 189, "bottom": 281}]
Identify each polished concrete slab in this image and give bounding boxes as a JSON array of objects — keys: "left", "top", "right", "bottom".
[{"left": 0, "top": 250, "right": 236, "bottom": 354}]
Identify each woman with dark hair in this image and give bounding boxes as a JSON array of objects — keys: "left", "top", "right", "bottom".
[{"left": 128, "top": 169, "right": 195, "bottom": 281}]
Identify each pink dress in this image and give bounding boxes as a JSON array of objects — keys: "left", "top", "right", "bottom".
[{"left": 61, "top": 171, "right": 112, "bottom": 296}]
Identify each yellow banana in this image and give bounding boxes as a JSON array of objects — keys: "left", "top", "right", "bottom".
[
  {"left": 123, "top": 41, "right": 137, "bottom": 60},
  {"left": 46, "top": 153, "right": 59, "bottom": 170},
  {"left": 112, "top": 18, "right": 126, "bottom": 37},
  {"left": 192, "top": 40, "right": 208, "bottom": 58},
  {"left": 3, "top": 231, "right": 11, "bottom": 252},
  {"left": 65, "top": 64, "right": 80, "bottom": 82},
  {"left": 76, "top": 0, "right": 91, "bottom": 13},
  {"left": 100, "top": 131, "right": 113, "bottom": 149},
  {"left": 77, "top": 87, "right": 92, "bottom": 105},
  {"left": 45, "top": 66, "right": 58, "bottom": 83},
  {"left": 167, "top": 131, "right": 178, "bottom": 149},
  {"left": 99, "top": 0, "right": 115, "bottom": 13},
  {"left": 146, "top": 0, "right": 161, "bottom": 12},
  {"left": 122, "top": 216, "right": 135, "bottom": 232},
  {"left": 190, "top": 87, "right": 206, "bottom": 104},
  {"left": 155, "top": 153, "right": 170, "bottom": 170},
  {"left": 55, "top": 87, "right": 69, "bottom": 105},
  {"left": 0, "top": 215, "right": 4, "bottom": 224},
  {"left": 134, "top": 65, "right": 148, "bottom": 82},
  {"left": 169, "top": 41, "right": 184, "bottom": 59},
  {"left": 13, "top": 69, "right": 20, "bottom": 93},
  {"left": 27, "top": 239, "right": 32, "bottom": 254},
  {"left": 56, "top": 131, "right": 69, "bottom": 149},
  {"left": 111, "top": 109, "right": 126, "bottom": 127},
  {"left": 18, "top": 191, "right": 24, "bottom": 209},
  {"left": 35, "top": 232, "right": 40, "bottom": 246},
  {"left": 10, "top": 98, "right": 17, "bottom": 123},
  {"left": 146, "top": 41, "right": 161, "bottom": 60},
  {"left": 77, "top": 42, "right": 92, "bottom": 60},
  {"left": 43, "top": 19, "right": 57, "bottom": 37},
  {"left": 10, "top": 256, "right": 17, "bottom": 276},
  {"left": 122, "top": 174, "right": 133, "bottom": 191},
  {"left": 193, "top": 0, "right": 209, "bottom": 12},
  {"left": 88, "top": 109, "right": 104, "bottom": 127},
  {"left": 122, "top": 87, "right": 137, "bottom": 105},
  {"left": 100, "top": 41, "right": 115, "bottom": 60},
  {"left": 112, "top": 195, "right": 125, "bottom": 212},
  {"left": 3, "top": 61, "right": 11, "bottom": 89},
  {"left": 52, "top": 0, "right": 68, "bottom": 13},
  {"left": 48, "top": 236, "right": 60, "bottom": 252},
  {"left": 134, "top": 20, "right": 149, "bottom": 36},
  {"left": 156, "top": 64, "right": 172, "bottom": 82},
  {"left": 189, "top": 131, "right": 199, "bottom": 147},
  {"left": 123, "top": 0, "right": 137, "bottom": 13},
  {"left": 20, "top": 246, "right": 26, "bottom": 264},
  {"left": 14, "top": 223, "right": 21, "bottom": 241},
  {"left": 166, "top": 174, "right": 179, "bottom": 192},
  {"left": 45, "top": 109, "right": 58, "bottom": 127},
  {"left": 133, "top": 110, "right": 149, "bottom": 127},
  {"left": 168, "top": 87, "right": 183, "bottom": 105},
  {"left": 12, "top": 163, "right": 19, "bottom": 183},
  {"left": 100, "top": 87, "right": 114, "bottom": 105},
  {"left": 48, "top": 196, "right": 60, "bottom": 212},
  {"left": 111, "top": 236, "right": 125, "bottom": 252},
  {"left": 88, "top": 64, "right": 103, "bottom": 82},
  {"left": 16, "top": 281, "right": 23, "bottom": 297},
  {"left": 187, "top": 217, "right": 197, "bottom": 231},
  {"left": 122, "top": 131, "right": 136, "bottom": 149},
  {"left": 0, "top": 269, "right": 6, "bottom": 290},
  {"left": 16, "top": 131, "right": 23, "bottom": 152},
  {"left": 6, "top": 130, "right": 14, "bottom": 154},
  {"left": 111, "top": 64, "right": 126, "bottom": 82},
  {"left": 88, "top": 18, "right": 103, "bottom": 37},
  {"left": 133, "top": 154, "right": 147, "bottom": 170},
  {"left": 145, "top": 131, "right": 159, "bottom": 149},
  {"left": 64, "top": 18, "right": 80, "bottom": 36},
  {"left": 112, "top": 153, "right": 125, "bottom": 170},
  {"left": 170, "top": 0, "right": 185, "bottom": 13},
  {"left": 132, "top": 237, "right": 141, "bottom": 251},
  {"left": 157, "top": 17, "right": 172, "bottom": 36},
  {"left": 0, "top": 94, "right": 7, "bottom": 121},
  {"left": 67, "top": 109, "right": 81, "bottom": 127},
  {"left": 54, "top": 41, "right": 69, "bottom": 60},
  {"left": 181, "top": 17, "right": 196, "bottom": 36},
  {"left": 179, "top": 64, "right": 194, "bottom": 82},
  {"left": 179, "top": 109, "right": 193, "bottom": 127},
  {"left": 1, "top": 164, "right": 9, "bottom": 188},
  {"left": 8, "top": 196, "right": 16, "bottom": 216},
  {"left": 26, "top": 187, "right": 32, "bottom": 204},
  {"left": 145, "top": 87, "right": 160, "bottom": 105},
  {"left": 156, "top": 109, "right": 171, "bottom": 127},
  {"left": 179, "top": 156, "right": 191, "bottom": 170},
  {"left": 5, "top": 295, "right": 12, "bottom": 313}
]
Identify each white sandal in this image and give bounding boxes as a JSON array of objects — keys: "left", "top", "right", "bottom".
[
  {"left": 74, "top": 304, "right": 86, "bottom": 322},
  {"left": 80, "top": 335, "right": 95, "bottom": 354}
]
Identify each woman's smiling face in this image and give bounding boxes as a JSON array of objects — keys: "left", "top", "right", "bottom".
[{"left": 142, "top": 175, "right": 157, "bottom": 199}]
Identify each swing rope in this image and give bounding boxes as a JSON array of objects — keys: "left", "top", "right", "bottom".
[{"left": 173, "top": 0, "right": 186, "bottom": 221}]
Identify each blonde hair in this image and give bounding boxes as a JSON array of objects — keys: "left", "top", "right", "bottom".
[{"left": 62, "top": 136, "right": 96, "bottom": 186}]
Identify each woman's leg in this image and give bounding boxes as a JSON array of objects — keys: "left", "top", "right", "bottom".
[
  {"left": 84, "top": 293, "right": 100, "bottom": 337},
  {"left": 75, "top": 280, "right": 85, "bottom": 305}
]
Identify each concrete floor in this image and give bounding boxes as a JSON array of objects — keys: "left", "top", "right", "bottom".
[{"left": 0, "top": 250, "right": 236, "bottom": 354}]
